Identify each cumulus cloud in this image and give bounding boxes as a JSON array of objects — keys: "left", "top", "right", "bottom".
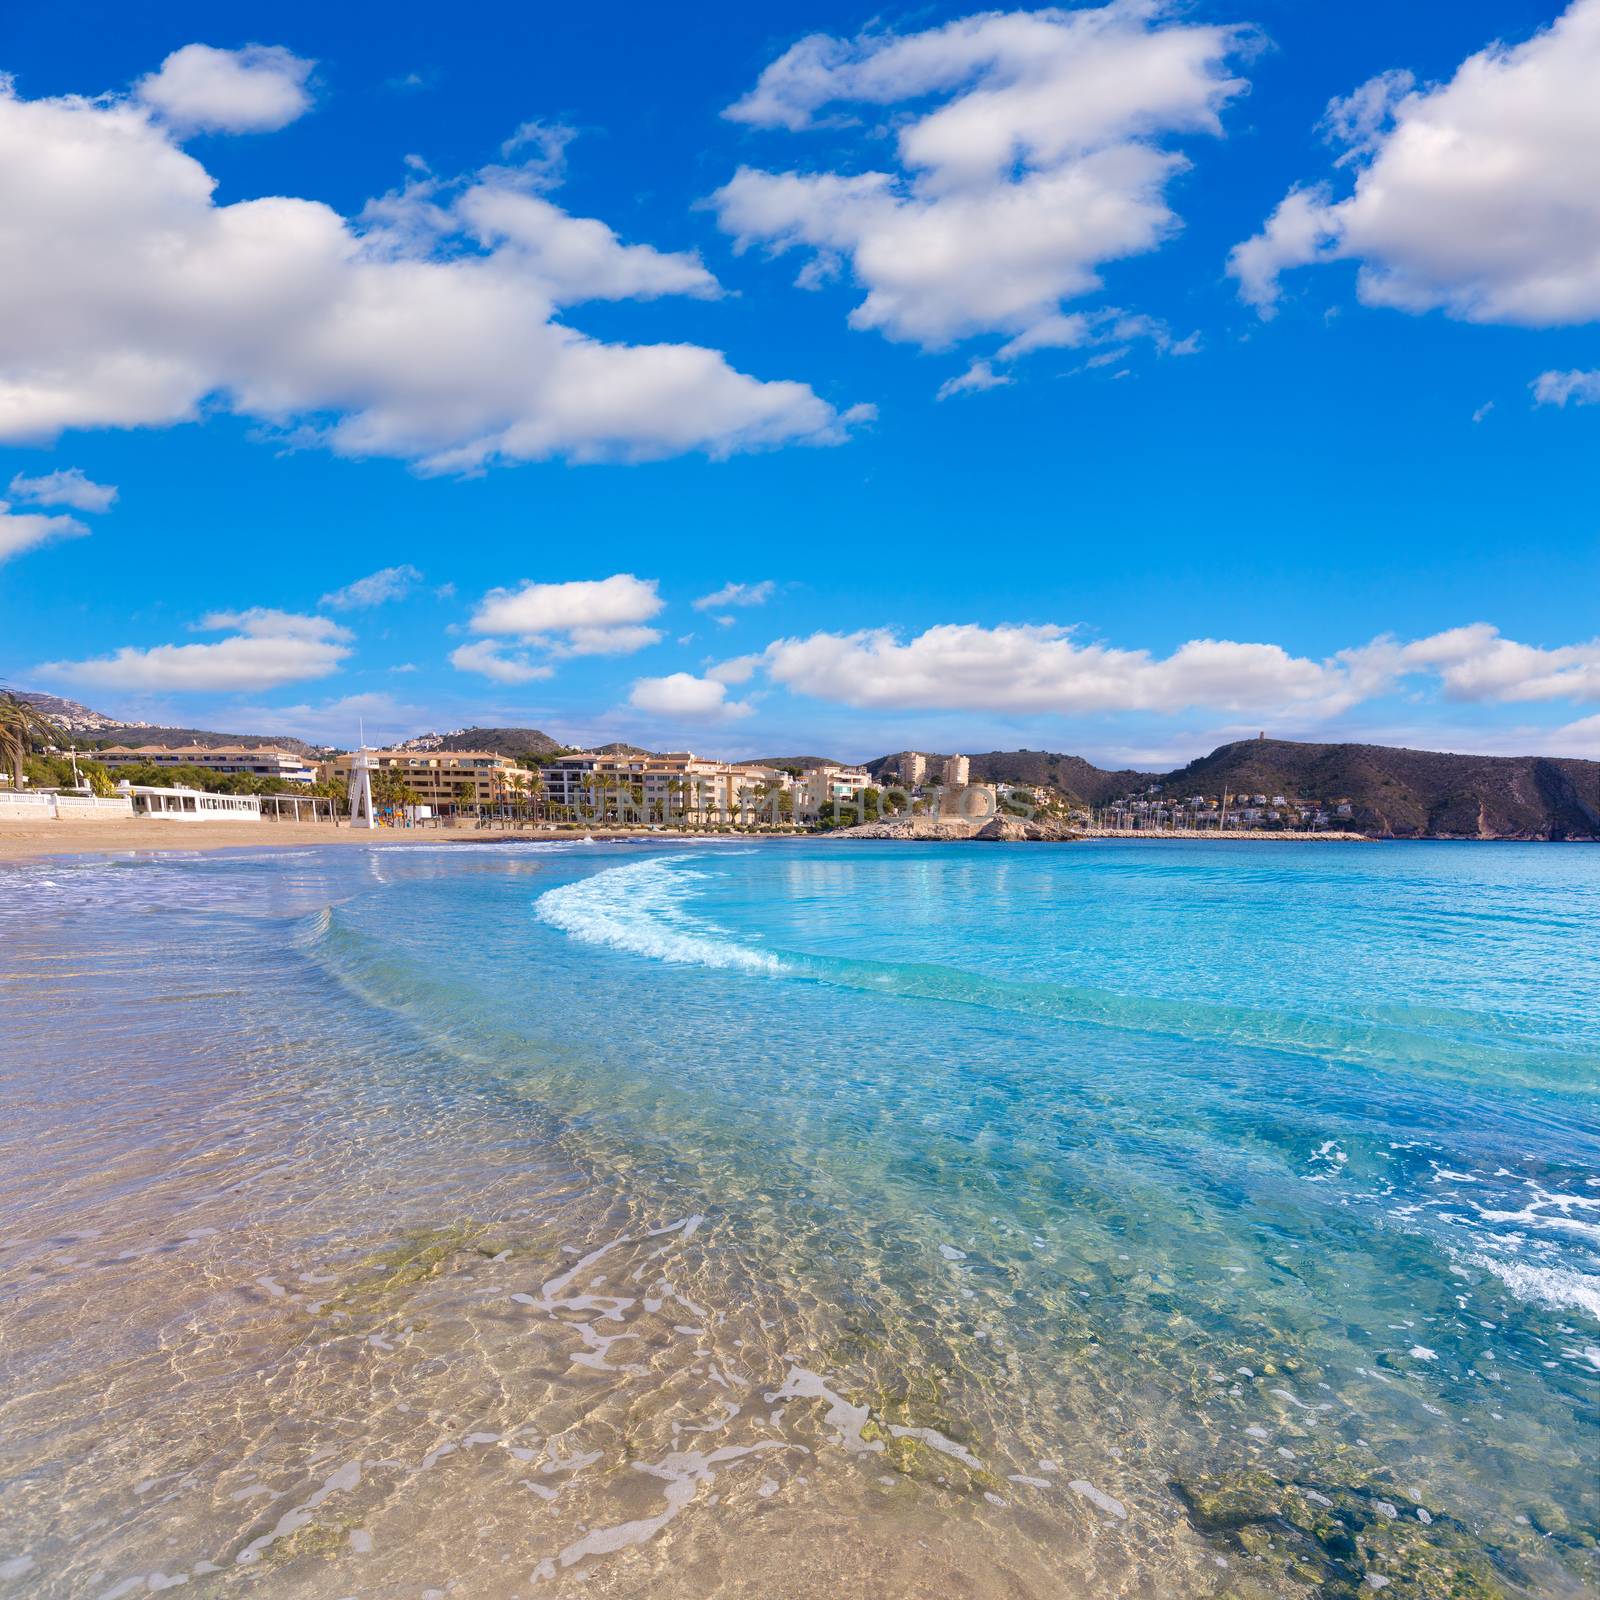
[
  {"left": 1230, "top": 0, "right": 1600, "bottom": 324},
  {"left": 41, "top": 609, "right": 351, "bottom": 691},
  {"left": 707, "top": 653, "right": 762, "bottom": 686},
  {"left": 1395, "top": 623, "right": 1600, "bottom": 703},
  {"left": 628, "top": 672, "right": 751, "bottom": 720},
  {"left": 760, "top": 624, "right": 1376, "bottom": 717},
  {"left": 0, "top": 69, "right": 864, "bottom": 472},
  {"left": 713, "top": 3, "right": 1249, "bottom": 371},
  {"left": 136, "top": 43, "right": 316, "bottom": 134},
  {"left": 1532, "top": 369, "right": 1600, "bottom": 406},
  {"left": 472, "top": 574, "right": 662, "bottom": 635},
  {"left": 747, "top": 620, "right": 1600, "bottom": 719},
  {"left": 320, "top": 564, "right": 423, "bottom": 609},
  {"left": 448, "top": 640, "right": 555, "bottom": 685},
  {"left": 7, "top": 466, "right": 118, "bottom": 512},
  {"left": 455, "top": 574, "right": 665, "bottom": 675},
  {"left": 0, "top": 502, "right": 89, "bottom": 563},
  {"left": 692, "top": 580, "right": 775, "bottom": 611}
]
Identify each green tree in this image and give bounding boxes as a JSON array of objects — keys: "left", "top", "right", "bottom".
[
  {"left": 0, "top": 691, "right": 55, "bottom": 788},
  {"left": 372, "top": 768, "right": 420, "bottom": 812}
]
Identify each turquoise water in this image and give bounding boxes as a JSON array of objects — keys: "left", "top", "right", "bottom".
[{"left": 1, "top": 839, "right": 1596, "bottom": 1597}]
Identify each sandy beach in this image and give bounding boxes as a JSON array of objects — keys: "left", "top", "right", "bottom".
[
  {"left": 0, "top": 817, "right": 428, "bottom": 861},
  {"left": 0, "top": 818, "right": 809, "bottom": 862}
]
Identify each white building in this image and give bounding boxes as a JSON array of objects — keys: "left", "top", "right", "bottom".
[
  {"left": 899, "top": 751, "right": 926, "bottom": 786},
  {"left": 794, "top": 764, "right": 873, "bottom": 819},
  {"left": 123, "top": 784, "right": 262, "bottom": 821},
  {"left": 98, "top": 744, "right": 317, "bottom": 784},
  {"left": 942, "top": 753, "right": 970, "bottom": 787}
]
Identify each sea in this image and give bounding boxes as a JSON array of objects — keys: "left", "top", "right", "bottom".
[{"left": 0, "top": 838, "right": 1596, "bottom": 1598}]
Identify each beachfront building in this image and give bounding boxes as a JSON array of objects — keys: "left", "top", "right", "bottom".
[
  {"left": 97, "top": 744, "right": 318, "bottom": 784},
  {"left": 318, "top": 750, "right": 531, "bottom": 812},
  {"left": 793, "top": 763, "right": 873, "bottom": 819},
  {"left": 124, "top": 784, "right": 262, "bottom": 821},
  {"left": 543, "top": 751, "right": 789, "bottom": 824},
  {"left": 899, "top": 751, "right": 926, "bottom": 786},
  {"left": 942, "top": 753, "right": 970, "bottom": 787}
]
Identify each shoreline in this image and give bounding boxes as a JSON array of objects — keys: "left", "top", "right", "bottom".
[
  {"left": 0, "top": 818, "right": 815, "bottom": 862},
  {"left": 3, "top": 816, "right": 1585, "bottom": 863}
]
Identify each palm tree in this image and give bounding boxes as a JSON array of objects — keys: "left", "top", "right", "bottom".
[{"left": 0, "top": 691, "right": 56, "bottom": 788}]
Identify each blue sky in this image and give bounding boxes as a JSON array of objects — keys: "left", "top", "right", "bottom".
[{"left": 1, "top": 0, "right": 1596, "bottom": 764}]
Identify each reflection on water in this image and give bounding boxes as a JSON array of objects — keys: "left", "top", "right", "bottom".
[{"left": 0, "top": 840, "right": 1596, "bottom": 1598}]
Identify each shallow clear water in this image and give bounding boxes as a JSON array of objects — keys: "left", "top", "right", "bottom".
[{"left": 1, "top": 839, "right": 1596, "bottom": 1598}]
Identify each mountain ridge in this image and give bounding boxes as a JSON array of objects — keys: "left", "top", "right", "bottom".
[{"left": 864, "top": 738, "right": 1598, "bottom": 840}]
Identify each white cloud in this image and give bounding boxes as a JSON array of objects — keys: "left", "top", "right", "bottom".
[
  {"left": 7, "top": 466, "right": 118, "bottom": 512},
  {"left": 454, "top": 186, "right": 720, "bottom": 305},
  {"left": 319, "top": 564, "right": 423, "bottom": 609},
  {"left": 498, "top": 119, "right": 575, "bottom": 182},
  {"left": 0, "top": 72, "right": 863, "bottom": 472},
  {"left": 937, "top": 360, "right": 1014, "bottom": 399},
  {"left": 628, "top": 672, "right": 751, "bottom": 720},
  {"left": 559, "top": 624, "right": 663, "bottom": 656},
  {"left": 471, "top": 574, "right": 663, "bottom": 635},
  {"left": 1532, "top": 368, "right": 1600, "bottom": 406},
  {"left": 41, "top": 609, "right": 351, "bottom": 691},
  {"left": 761, "top": 624, "right": 1373, "bottom": 717},
  {"left": 1550, "top": 711, "right": 1600, "bottom": 757},
  {"left": 136, "top": 44, "right": 315, "bottom": 134},
  {"left": 0, "top": 501, "right": 88, "bottom": 563},
  {"left": 1230, "top": 1, "right": 1600, "bottom": 324},
  {"left": 456, "top": 575, "right": 665, "bottom": 675},
  {"left": 714, "top": 4, "right": 1249, "bottom": 362},
  {"left": 449, "top": 640, "right": 555, "bottom": 685},
  {"left": 751, "top": 620, "right": 1600, "bottom": 719},
  {"left": 692, "top": 580, "right": 775, "bottom": 611},
  {"left": 1396, "top": 623, "right": 1600, "bottom": 703},
  {"left": 707, "top": 653, "right": 762, "bottom": 686},
  {"left": 196, "top": 607, "right": 353, "bottom": 642}
]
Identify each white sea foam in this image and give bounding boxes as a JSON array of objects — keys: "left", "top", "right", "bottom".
[
  {"left": 1068, "top": 1480, "right": 1128, "bottom": 1520},
  {"left": 535, "top": 858, "right": 782, "bottom": 975},
  {"left": 1471, "top": 1254, "right": 1600, "bottom": 1322},
  {"left": 1469, "top": 1188, "right": 1600, "bottom": 1246}
]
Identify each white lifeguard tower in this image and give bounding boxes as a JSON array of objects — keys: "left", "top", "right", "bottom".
[{"left": 348, "top": 744, "right": 377, "bottom": 830}]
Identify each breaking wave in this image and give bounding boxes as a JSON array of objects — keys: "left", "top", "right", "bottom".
[
  {"left": 534, "top": 857, "right": 783, "bottom": 976},
  {"left": 531, "top": 858, "right": 1595, "bottom": 1093}
]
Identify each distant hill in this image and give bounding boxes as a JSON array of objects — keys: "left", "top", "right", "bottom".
[
  {"left": 1161, "top": 738, "right": 1600, "bottom": 840},
  {"left": 400, "top": 726, "right": 565, "bottom": 758},
  {"left": 866, "top": 738, "right": 1599, "bottom": 840},
  {"left": 738, "top": 755, "right": 845, "bottom": 771},
  {"left": 89, "top": 725, "right": 316, "bottom": 755},
  {"left": 864, "top": 749, "right": 1144, "bottom": 807},
  {"left": 12, "top": 690, "right": 151, "bottom": 734}
]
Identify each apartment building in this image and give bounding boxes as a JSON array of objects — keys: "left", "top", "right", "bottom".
[
  {"left": 793, "top": 763, "right": 873, "bottom": 818},
  {"left": 543, "top": 751, "right": 787, "bottom": 821},
  {"left": 319, "top": 750, "right": 531, "bottom": 810},
  {"left": 97, "top": 744, "right": 318, "bottom": 784}
]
